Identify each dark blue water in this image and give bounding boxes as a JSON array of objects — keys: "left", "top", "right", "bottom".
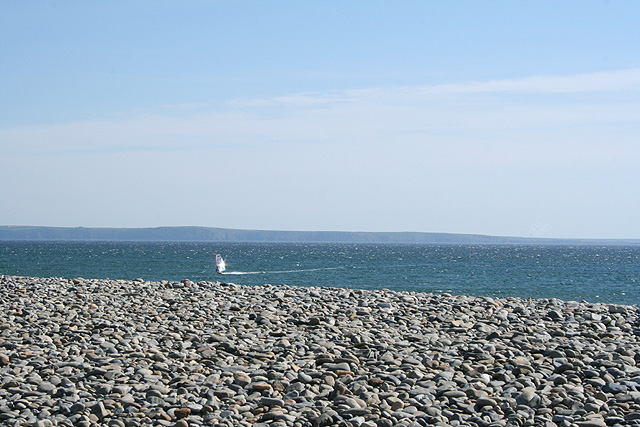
[{"left": 1, "top": 241, "right": 639, "bottom": 305}]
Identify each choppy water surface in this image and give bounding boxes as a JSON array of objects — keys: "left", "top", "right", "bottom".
[{"left": 1, "top": 241, "right": 639, "bottom": 305}]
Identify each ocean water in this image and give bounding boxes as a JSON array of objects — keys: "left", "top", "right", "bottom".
[{"left": 1, "top": 241, "right": 639, "bottom": 305}]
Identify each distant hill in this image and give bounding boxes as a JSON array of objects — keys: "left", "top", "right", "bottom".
[{"left": 1, "top": 226, "right": 638, "bottom": 245}]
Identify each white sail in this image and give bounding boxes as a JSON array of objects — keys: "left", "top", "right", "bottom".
[{"left": 215, "top": 254, "right": 226, "bottom": 273}]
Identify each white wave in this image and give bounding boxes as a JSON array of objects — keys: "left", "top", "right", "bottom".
[
  {"left": 222, "top": 271, "right": 263, "bottom": 275},
  {"left": 223, "top": 266, "right": 343, "bottom": 275}
]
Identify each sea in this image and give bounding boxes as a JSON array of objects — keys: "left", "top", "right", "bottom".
[{"left": 1, "top": 241, "right": 639, "bottom": 306}]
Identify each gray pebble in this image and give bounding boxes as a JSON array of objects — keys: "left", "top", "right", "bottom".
[{"left": 1, "top": 275, "right": 640, "bottom": 427}]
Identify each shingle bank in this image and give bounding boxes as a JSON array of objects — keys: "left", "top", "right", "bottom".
[{"left": 1, "top": 275, "right": 640, "bottom": 427}]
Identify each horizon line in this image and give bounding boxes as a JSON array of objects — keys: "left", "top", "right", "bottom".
[{"left": 1, "top": 225, "right": 639, "bottom": 243}]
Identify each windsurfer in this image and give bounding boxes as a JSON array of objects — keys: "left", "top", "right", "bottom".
[{"left": 215, "top": 254, "right": 226, "bottom": 274}]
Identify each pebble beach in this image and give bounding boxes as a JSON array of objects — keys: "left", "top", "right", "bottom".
[{"left": 1, "top": 276, "right": 640, "bottom": 427}]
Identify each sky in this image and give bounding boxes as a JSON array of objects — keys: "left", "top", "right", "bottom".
[{"left": 1, "top": 1, "right": 639, "bottom": 239}]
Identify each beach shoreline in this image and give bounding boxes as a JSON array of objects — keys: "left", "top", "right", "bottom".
[{"left": 1, "top": 275, "right": 640, "bottom": 427}]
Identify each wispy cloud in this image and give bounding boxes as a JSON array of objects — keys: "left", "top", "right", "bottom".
[
  {"left": 2, "top": 69, "right": 639, "bottom": 158},
  {"left": 414, "top": 68, "right": 640, "bottom": 95},
  {"left": 232, "top": 69, "right": 640, "bottom": 108}
]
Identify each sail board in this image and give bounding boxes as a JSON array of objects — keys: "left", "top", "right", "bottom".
[{"left": 215, "top": 254, "right": 226, "bottom": 274}]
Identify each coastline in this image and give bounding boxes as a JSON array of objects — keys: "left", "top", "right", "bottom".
[
  {"left": 1, "top": 276, "right": 640, "bottom": 427},
  {"left": 3, "top": 225, "right": 640, "bottom": 245}
]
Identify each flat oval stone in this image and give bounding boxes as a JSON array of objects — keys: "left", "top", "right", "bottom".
[{"left": 261, "top": 397, "right": 285, "bottom": 407}]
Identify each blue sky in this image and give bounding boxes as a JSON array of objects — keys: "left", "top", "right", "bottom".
[{"left": 1, "top": 1, "right": 639, "bottom": 239}]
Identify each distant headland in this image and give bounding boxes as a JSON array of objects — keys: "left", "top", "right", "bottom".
[{"left": 1, "top": 226, "right": 638, "bottom": 245}]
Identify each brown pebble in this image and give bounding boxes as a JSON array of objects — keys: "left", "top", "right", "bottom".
[
  {"left": 174, "top": 408, "right": 191, "bottom": 419},
  {"left": 252, "top": 383, "right": 272, "bottom": 391},
  {"left": 369, "top": 377, "right": 384, "bottom": 386}
]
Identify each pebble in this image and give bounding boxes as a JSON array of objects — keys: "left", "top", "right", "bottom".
[{"left": 1, "top": 275, "right": 640, "bottom": 427}]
